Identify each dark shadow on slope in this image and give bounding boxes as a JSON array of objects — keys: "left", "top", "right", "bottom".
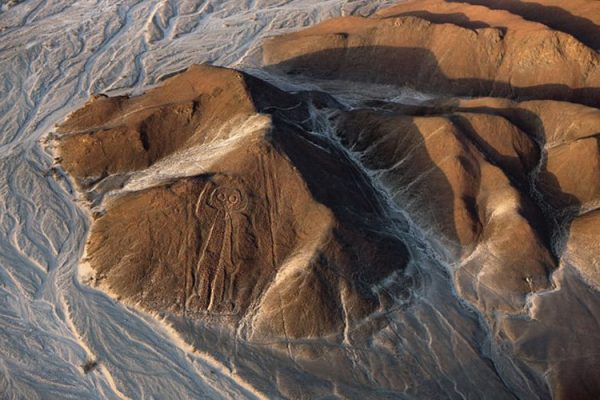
[
  {"left": 394, "top": 102, "right": 583, "bottom": 258},
  {"left": 265, "top": 44, "right": 594, "bottom": 397},
  {"left": 447, "top": 113, "right": 558, "bottom": 252},
  {"left": 380, "top": 10, "right": 497, "bottom": 31},
  {"left": 447, "top": 0, "right": 600, "bottom": 50},
  {"left": 448, "top": 105, "right": 583, "bottom": 217},
  {"left": 499, "top": 264, "right": 600, "bottom": 400},
  {"left": 412, "top": 85, "right": 591, "bottom": 400},
  {"left": 265, "top": 46, "right": 600, "bottom": 108},
  {"left": 266, "top": 45, "right": 584, "bottom": 254},
  {"left": 334, "top": 109, "right": 467, "bottom": 250}
]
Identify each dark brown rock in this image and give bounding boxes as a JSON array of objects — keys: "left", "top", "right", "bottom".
[
  {"left": 337, "top": 110, "right": 555, "bottom": 313},
  {"left": 263, "top": 11, "right": 600, "bottom": 107},
  {"left": 567, "top": 210, "right": 600, "bottom": 287},
  {"left": 50, "top": 2, "right": 600, "bottom": 397},
  {"left": 57, "top": 65, "right": 412, "bottom": 340}
]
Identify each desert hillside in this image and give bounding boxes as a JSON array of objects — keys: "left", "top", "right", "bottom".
[{"left": 47, "top": 0, "right": 600, "bottom": 398}]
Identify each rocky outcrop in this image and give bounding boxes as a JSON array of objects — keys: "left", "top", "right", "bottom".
[
  {"left": 376, "top": 0, "right": 550, "bottom": 31},
  {"left": 337, "top": 109, "right": 555, "bottom": 314},
  {"left": 56, "top": 65, "right": 304, "bottom": 193},
  {"left": 448, "top": 98, "right": 600, "bottom": 211},
  {"left": 264, "top": 4, "right": 600, "bottom": 107},
  {"left": 259, "top": 2, "right": 600, "bottom": 398},
  {"left": 567, "top": 210, "right": 600, "bottom": 287},
  {"left": 55, "top": 65, "right": 413, "bottom": 340},
  {"left": 51, "top": 1, "right": 600, "bottom": 398},
  {"left": 432, "top": 0, "right": 600, "bottom": 50}
]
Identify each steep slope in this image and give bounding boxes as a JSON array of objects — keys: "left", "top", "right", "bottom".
[
  {"left": 377, "top": 0, "right": 550, "bottom": 31},
  {"left": 263, "top": 8, "right": 600, "bottom": 107},
  {"left": 439, "top": 0, "right": 600, "bottom": 50},
  {"left": 259, "top": 2, "right": 600, "bottom": 398},
  {"left": 48, "top": 1, "right": 600, "bottom": 398},
  {"left": 337, "top": 111, "right": 555, "bottom": 314},
  {"left": 54, "top": 65, "right": 413, "bottom": 340}
]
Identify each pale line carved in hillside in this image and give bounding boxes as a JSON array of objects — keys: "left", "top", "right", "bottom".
[{"left": 185, "top": 184, "right": 247, "bottom": 314}]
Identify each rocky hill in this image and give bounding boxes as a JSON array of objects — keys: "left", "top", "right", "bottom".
[{"left": 52, "top": 1, "right": 600, "bottom": 398}]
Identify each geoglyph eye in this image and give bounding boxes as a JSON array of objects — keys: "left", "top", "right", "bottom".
[{"left": 206, "top": 186, "right": 246, "bottom": 212}]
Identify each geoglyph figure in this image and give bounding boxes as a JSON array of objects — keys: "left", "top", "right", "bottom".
[{"left": 186, "top": 184, "right": 248, "bottom": 314}]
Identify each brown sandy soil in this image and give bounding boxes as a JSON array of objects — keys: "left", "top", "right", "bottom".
[
  {"left": 52, "top": 1, "right": 600, "bottom": 398},
  {"left": 258, "top": 1, "right": 600, "bottom": 397},
  {"left": 56, "top": 64, "right": 413, "bottom": 340},
  {"left": 263, "top": 3, "right": 600, "bottom": 107},
  {"left": 418, "top": 0, "right": 600, "bottom": 50},
  {"left": 377, "top": 0, "right": 551, "bottom": 31},
  {"left": 566, "top": 210, "right": 600, "bottom": 287},
  {"left": 337, "top": 110, "right": 555, "bottom": 314}
]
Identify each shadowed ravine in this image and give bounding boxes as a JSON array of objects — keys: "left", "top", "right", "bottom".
[{"left": 2, "top": 0, "right": 600, "bottom": 399}]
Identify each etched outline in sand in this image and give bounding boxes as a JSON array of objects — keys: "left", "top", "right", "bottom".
[{"left": 185, "top": 184, "right": 248, "bottom": 315}]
